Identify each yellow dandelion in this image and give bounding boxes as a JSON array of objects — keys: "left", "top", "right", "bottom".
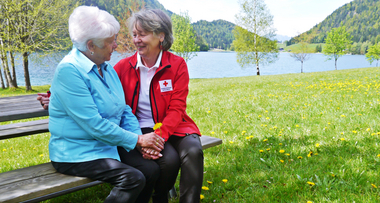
[
  {"left": 222, "top": 179, "right": 228, "bottom": 183},
  {"left": 280, "top": 160, "right": 284, "bottom": 163},
  {"left": 258, "top": 115, "right": 262, "bottom": 118},
  {"left": 263, "top": 139, "right": 268, "bottom": 142},
  {"left": 285, "top": 153, "right": 290, "bottom": 156},
  {"left": 2, "top": 149, "right": 6, "bottom": 152},
  {"left": 200, "top": 194, "right": 204, "bottom": 200},
  {"left": 367, "top": 128, "right": 371, "bottom": 132},
  {"left": 352, "top": 130, "right": 357, "bottom": 133},
  {"left": 211, "top": 131, "right": 215, "bottom": 135},
  {"left": 223, "top": 121, "right": 226, "bottom": 123},
  {"left": 296, "top": 125, "right": 299, "bottom": 127},
  {"left": 207, "top": 111, "right": 211, "bottom": 113},
  {"left": 279, "top": 143, "right": 283, "bottom": 145},
  {"left": 298, "top": 156, "right": 303, "bottom": 159},
  {"left": 371, "top": 184, "right": 377, "bottom": 188},
  {"left": 307, "top": 154, "right": 312, "bottom": 158},
  {"left": 340, "top": 138, "right": 345, "bottom": 141},
  {"left": 266, "top": 148, "right": 271, "bottom": 151},
  {"left": 227, "top": 149, "right": 231, "bottom": 152},
  {"left": 201, "top": 186, "right": 209, "bottom": 190},
  {"left": 307, "top": 201, "right": 313, "bottom": 203},
  {"left": 241, "top": 131, "right": 246, "bottom": 135},
  {"left": 153, "top": 123, "right": 163, "bottom": 130},
  {"left": 340, "top": 115, "right": 346, "bottom": 118},
  {"left": 207, "top": 181, "right": 212, "bottom": 184},
  {"left": 307, "top": 181, "right": 315, "bottom": 186},
  {"left": 266, "top": 117, "right": 270, "bottom": 120},
  {"left": 315, "top": 143, "right": 320, "bottom": 147},
  {"left": 259, "top": 150, "right": 264, "bottom": 153},
  {"left": 39, "top": 154, "right": 44, "bottom": 157},
  {"left": 279, "top": 150, "right": 285, "bottom": 153},
  {"left": 229, "top": 141, "right": 234, "bottom": 144},
  {"left": 246, "top": 137, "right": 250, "bottom": 140},
  {"left": 377, "top": 154, "right": 380, "bottom": 157},
  {"left": 224, "top": 131, "right": 228, "bottom": 134}
]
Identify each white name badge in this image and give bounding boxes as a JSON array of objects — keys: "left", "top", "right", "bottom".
[{"left": 159, "top": 80, "right": 173, "bottom": 92}]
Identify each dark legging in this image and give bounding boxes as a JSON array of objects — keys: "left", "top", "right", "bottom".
[
  {"left": 142, "top": 128, "right": 204, "bottom": 203},
  {"left": 52, "top": 148, "right": 159, "bottom": 203}
]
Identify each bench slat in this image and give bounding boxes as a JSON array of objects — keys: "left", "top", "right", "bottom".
[
  {"left": 0, "top": 163, "right": 100, "bottom": 203},
  {"left": 200, "top": 135, "right": 223, "bottom": 150},
  {"left": 0, "top": 119, "right": 49, "bottom": 140}
]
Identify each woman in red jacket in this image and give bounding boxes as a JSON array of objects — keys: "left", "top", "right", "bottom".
[{"left": 113, "top": 9, "right": 203, "bottom": 203}]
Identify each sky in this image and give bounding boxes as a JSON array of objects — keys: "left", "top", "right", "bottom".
[{"left": 157, "top": 0, "right": 354, "bottom": 37}]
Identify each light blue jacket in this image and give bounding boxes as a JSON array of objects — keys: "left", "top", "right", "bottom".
[{"left": 49, "top": 47, "right": 141, "bottom": 163}]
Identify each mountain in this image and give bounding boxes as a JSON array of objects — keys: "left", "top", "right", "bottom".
[
  {"left": 192, "top": 20, "right": 235, "bottom": 50},
  {"left": 289, "top": 0, "right": 380, "bottom": 45},
  {"left": 276, "top": 35, "right": 291, "bottom": 42}
]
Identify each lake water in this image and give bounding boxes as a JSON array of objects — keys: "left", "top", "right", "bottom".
[{"left": 5, "top": 51, "right": 378, "bottom": 86}]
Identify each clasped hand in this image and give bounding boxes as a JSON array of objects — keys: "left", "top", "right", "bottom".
[{"left": 137, "top": 132, "right": 165, "bottom": 160}]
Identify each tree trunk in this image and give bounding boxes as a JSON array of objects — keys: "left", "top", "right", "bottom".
[
  {"left": 301, "top": 61, "right": 303, "bottom": 73},
  {"left": 0, "top": 56, "right": 10, "bottom": 88},
  {"left": 7, "top": 52, "right": 18, "bottom": 88},
  {"left": 23, "top": 52, "right": 32, "bottom": 91},
  {"left": 0, "top": 67, "right": 5, "bottom": 89},
  {"left": 256, "top": 63, "right": 260, "bottom": 75},
  {"left": 335, "top": 58, "right": 337, "bottom": 70}
]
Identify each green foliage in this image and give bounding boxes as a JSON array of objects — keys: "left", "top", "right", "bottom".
[
  {"left": 233, "top": 0, "right": 278, "bottom": 75},
  {"left": 365, "top": 43, "right": 380, "bottom": 66},
  {"left": 323, "top": 26, "right": 353, "bottom": 70},
  {"left": 171, "top": 12, "right": 200, "bottom": 62},
  {"left": 193, "top": 20, "right": 235, "bottom": 50},
  {"left": 290, "top": 0, "right": 380, "bottom": 45},
  {"left": 315, "top": 44, "right": 323, "bottom": 53},
  {"left": 290, "top": 42, "right": 313, "bottom": 73}
]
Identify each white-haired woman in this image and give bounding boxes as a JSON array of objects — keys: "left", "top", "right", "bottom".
[
  {"left": 114, "top": 9, "right": 203, "bottom": 203},
  {"left": 48, "top": 6, "right": 164, "bottom": 203}
]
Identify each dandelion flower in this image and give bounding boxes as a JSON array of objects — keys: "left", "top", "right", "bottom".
[
  {"left": 202, "top": 186, "right": 209, "bottom": 190},
  {"left": 2, "top": 149, "right": 6, "bottom": 152},
  {"left": 352, "top": 130, "right": 357, "bottom": 133},
  {"left": 340, "top": 115, "right": 346, "bottom": 118},
  {"left": 241, "top": 131, "right": 246, "bottom": 135},
  {"left": 259, "top": 150, "right": 264, "bottom": 153},
  {"left": 227, "top": 149, "right": 231, "bottom": 152},
  {"left": 279, "top": 150, "right": 285, "bottom": 153},
  {"left": 207, "top": 181, "right": 212, "bottom": 184},
  {"left": 296, "top": 125, "right": 299, "bottom": 127},
  {"left": 279, "top": 143, "right": 283, "bottom": 145},
  {"left": 315, "top": 143, "right": 320, "bottom": 147},
  {"left": 371, "top": 184, "right": 377, "bottom": 188},
  {"left": 307, "top": 181, "right": 315, "bottom": 186},
  {"left": 229, "top": 141, "right": 234, "bottom": 144},
  {"left": 307, "top": 201, "right": 313, "bottom": 203},
  {"left": 298, "top": 156, "right": 303, "bottom": 159},
  {"left": 367, "top": 128, "right": 371, "bottom": 132},
  {"left": 39, "top": 154, "right": 44, "bottom": 157},
  {"left": 211, "top": 131, "right": 215, "bottom": 135},
  {"left": 266, "top": 148, "right": 270, "bottom": 151},
  {"left": 263, "top": 139, "right": 268, "bottom": 142},
  {"left": 377, "top": 154, "right": 380, "bottom": 157},
  {"left": 153, "top": 123, "right": 163, "bottom": 130},
  {"left": 340, "top": 138, "right": 345, "bottom": 141},
  {"left": 224, "top": 131, "right": 228, "bottom": 134},
  {"left": 285, "top": 153, "right": 290, "bottom": 156},
  {"left": 222, "top": 179, "right": 228, "bottom": 183},
  {"left": 200, "top": 194, "right": 204, "bottom": 200},
  {"left": 280, "top": 160, "right": 284, "bottom": 163}
]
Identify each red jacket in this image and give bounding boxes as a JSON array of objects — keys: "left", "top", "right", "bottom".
[{"left": 114, "top": 51, "right": 201, "bottom": 141}]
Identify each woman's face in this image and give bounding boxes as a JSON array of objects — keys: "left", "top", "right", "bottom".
[
  {"left": 92, "top": 34, "right": 117, "bottom": 65},
  {"left": 132, "top": 23, "right": 163, "bottom": 60}
]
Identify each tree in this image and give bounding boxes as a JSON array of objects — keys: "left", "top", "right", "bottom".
[
  {"left": 290, "top": 33, "right": 314, "bottom": 73},
  {"left": 0, "top": 0, "right": 78, "bottom": 90},
  {"left": 233, "top": 0, "right": 278, "bottom": 76},
  {"left": 365, "top": 43, "right": 380, "bottom": 66},
  {"left": 323, "top": 26, "right": 352, "bottom": 70},
  {"left": 171, "top": 11, "right": 199, "bottom": 62}
]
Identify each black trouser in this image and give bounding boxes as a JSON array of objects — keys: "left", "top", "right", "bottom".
[
  {"left": 52, "top": 148, "right": 159, "bottom": 203},
  {"left": 142, "top": 128, "right": 204, "bottom": 203}
]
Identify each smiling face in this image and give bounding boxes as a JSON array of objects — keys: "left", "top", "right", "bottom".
[
  {"left": 132, "top": 23, "right": 164, "bottom": 62},
  {"left": 91, "top": 35, "right": 117, "bottom": 65}
]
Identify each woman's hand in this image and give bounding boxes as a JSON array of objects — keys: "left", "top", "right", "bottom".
[
  {"left": 37, "top": 93, "right": 50, "bottom": 110},
  {"left": 140, "top": 147, "right": 163, "bottom": 160},
  {"left": 137, "top": 132, "right": 165, "bottom": 152}
]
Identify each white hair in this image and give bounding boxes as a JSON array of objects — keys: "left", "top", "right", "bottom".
[{"left": 69, "top": 6, "right": 120, "bottom": 51}]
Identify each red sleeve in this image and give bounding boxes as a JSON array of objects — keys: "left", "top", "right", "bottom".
[{"left": 154, "top": 59, "right": 189, "bottom": 141}]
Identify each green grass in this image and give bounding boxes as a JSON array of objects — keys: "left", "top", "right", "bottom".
[
  {"left": 2, "top": 67, "right": 380, "bottom": 202},
  {"left": 278, "top": 43, "right": 325, "bottom": 53}
]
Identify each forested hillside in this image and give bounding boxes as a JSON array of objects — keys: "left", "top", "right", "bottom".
[
  {"left": 289, "top": 0, "right": 380, "bottom": 46},
  {"left": 193, "top": 20, "right": 235, "bottom": 50}
]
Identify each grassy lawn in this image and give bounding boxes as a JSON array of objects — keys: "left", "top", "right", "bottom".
[
  {"left": 278, "top": 43, "right": 325, "bottom": 53},
  {"left": 1, "top": 67, "right": 380, "bottom": 202}
]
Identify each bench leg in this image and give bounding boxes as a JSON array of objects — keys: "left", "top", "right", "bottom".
[{"left": 168, "top": 185, "right": 177, "bottom": 199}]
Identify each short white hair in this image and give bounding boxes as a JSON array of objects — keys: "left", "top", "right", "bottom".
[{"left": 69, "top": 6, "right": 120, "bottom": 51}]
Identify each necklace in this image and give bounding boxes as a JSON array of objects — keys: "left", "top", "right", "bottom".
[{"left": 97, "top": 65, "right": 103, "bottom": 77}]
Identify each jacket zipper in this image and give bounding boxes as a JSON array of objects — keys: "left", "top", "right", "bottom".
[
  {"left": 131, "top": 64, "right": 140, "bottom": 113},
  {"left": 150, "top": 65, "right": 170, "bottom": 123}
]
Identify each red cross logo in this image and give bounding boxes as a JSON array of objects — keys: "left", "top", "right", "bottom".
[{"left": 163, "top": 81, "right": 168, "bottom": 87}]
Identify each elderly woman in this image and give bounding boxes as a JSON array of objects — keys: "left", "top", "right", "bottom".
[
  {"left": 113, "top": 9, "right": 203, "bottom": 203},
  {"left": 48, "top": 6, "right": 164, "bottom": 203}
]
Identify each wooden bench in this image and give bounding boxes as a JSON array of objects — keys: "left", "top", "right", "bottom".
[{"left": 0, "top": 94, "right": 222, "bottom": 203}]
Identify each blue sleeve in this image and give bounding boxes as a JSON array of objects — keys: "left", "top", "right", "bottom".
[
  {"left": 53, "top": 63, "right": 138, "bottom": 151},
  {"left": 120, "top": 105, "right": 142, "bottom": 135}
]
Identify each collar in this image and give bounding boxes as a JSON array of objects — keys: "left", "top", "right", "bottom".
[
  {"left": 136, "top": 50, "right": 163, "bottom": 70},
  {"left": 72, "top": 46, "right": 108, "bottom": 73}
]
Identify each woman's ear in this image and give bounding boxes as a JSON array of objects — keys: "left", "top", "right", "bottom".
[
  {"left": 159, "top": 33, "right": 165, "bottom": 42},
  {"left": 87, "top": 40, "right": 95, "bottom": 52}
]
